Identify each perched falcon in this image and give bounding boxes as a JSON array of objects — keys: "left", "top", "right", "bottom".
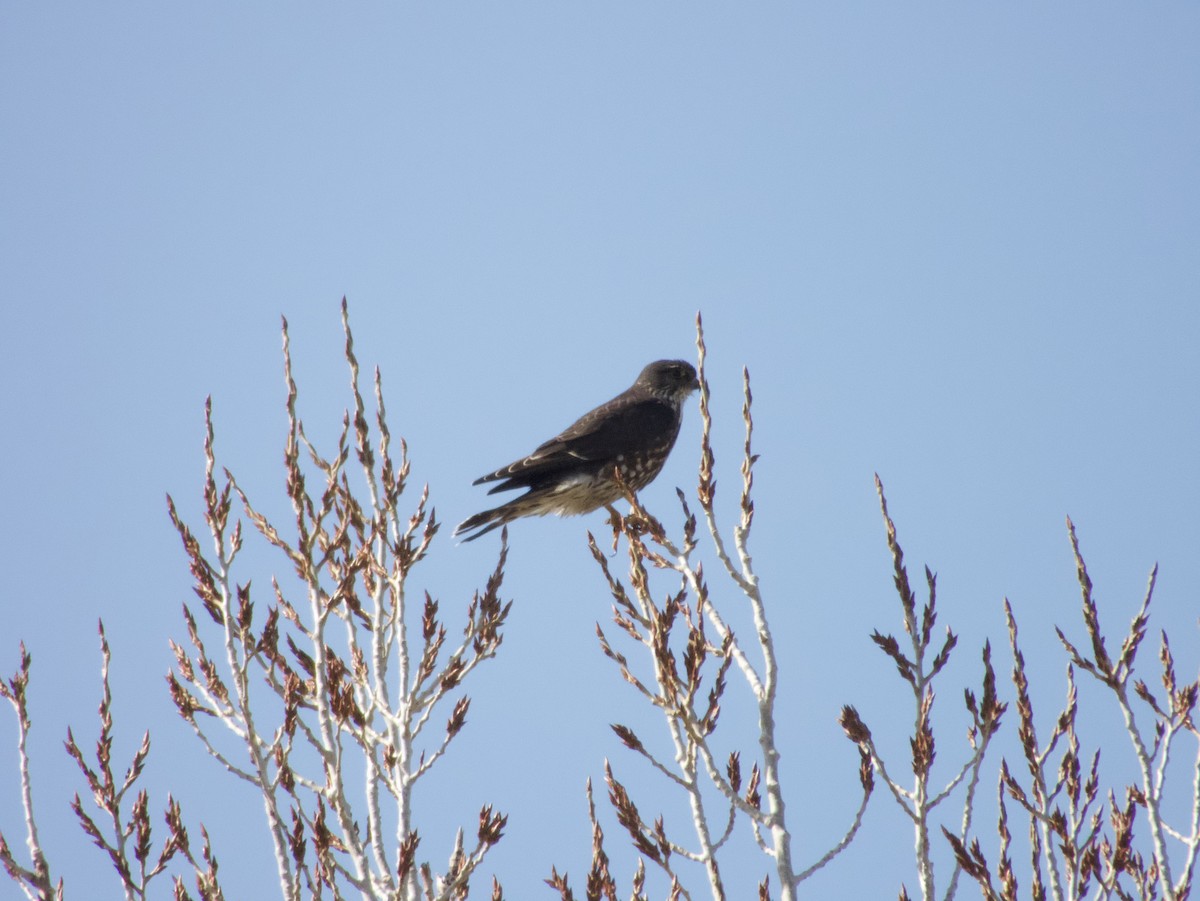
[{"left": 454, "top": 359, "right": 700, "bottom": 542}]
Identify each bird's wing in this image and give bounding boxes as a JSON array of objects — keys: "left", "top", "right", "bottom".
[{"left": 473, "top": 396, "right": 676, "bottom": 491}]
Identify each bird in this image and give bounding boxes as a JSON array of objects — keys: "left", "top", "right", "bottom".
[{"left": 454, "top": 359, "right": 701, "bottom": 542}]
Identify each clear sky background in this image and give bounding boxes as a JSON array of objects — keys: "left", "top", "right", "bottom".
[{"left": 2, "top": 4, "right": 1198, "bottom": 899}]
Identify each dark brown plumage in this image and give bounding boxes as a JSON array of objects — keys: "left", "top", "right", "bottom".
[{"left": 454, "top": 359, "right": 700, "bottom": 542}]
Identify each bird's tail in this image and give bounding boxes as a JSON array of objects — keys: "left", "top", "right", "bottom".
[{"left": 453, "top": 504, "right": 516, "bottom": 543}]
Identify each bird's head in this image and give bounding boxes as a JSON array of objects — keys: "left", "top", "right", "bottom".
[{"left": 638, "top": 359, "right": 701, "bottom": 403}]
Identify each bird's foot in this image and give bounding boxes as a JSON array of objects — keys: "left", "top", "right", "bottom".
[{"left": 623, "top": 506, "right": 664, "bottom": 543}]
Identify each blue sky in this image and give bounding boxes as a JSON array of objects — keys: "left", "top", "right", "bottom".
[{"left": 2, "top": 4, "right": 1198, "bottom": 898}]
